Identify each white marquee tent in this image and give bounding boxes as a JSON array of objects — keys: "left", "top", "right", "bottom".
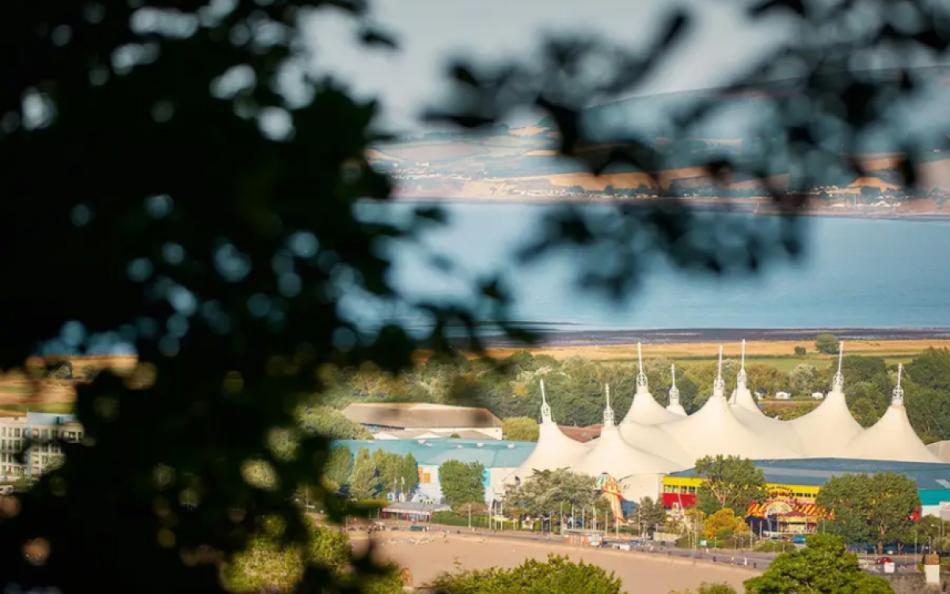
[
  {"left": 507, "top": 341, "right": 941, "bottom": 501},
  {"left": 842, "top": 364, "right": 940, "bottom": 463}
]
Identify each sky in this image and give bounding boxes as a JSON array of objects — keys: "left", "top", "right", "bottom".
[{"left": 304, "top": 0, "right": 790, "bottom": 132}]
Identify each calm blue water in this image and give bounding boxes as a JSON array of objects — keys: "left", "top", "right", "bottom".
[{"left": 358, "top": 202, "right": 950, "bottom": 331}]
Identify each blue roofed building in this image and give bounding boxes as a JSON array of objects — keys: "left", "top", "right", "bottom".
[{"left": 333, "top": 438, "right": 534, "bottom": 504}]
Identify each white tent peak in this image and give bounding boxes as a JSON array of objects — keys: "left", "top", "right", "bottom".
[
  {"left": 841, "top": 370, "right": 939, "bottom": 463},
  {"left": 892, "top": 364, "right": 904, "bottom": 406},
  {"left": 603, "top": 384, "right": 615, "bottom": 426},
  {"left": 539, "top": 379, "right": 552, "bottom": 423},
  {"left": 662, "top": 383, "right": 801, "bottom": 460},
  {"left": 737, "top": 339, "right": 748, "bottom": 387},
  {"left": 636, "top": 342, "right": 648, "bottom": 390},
  {"left": 510, "top": 381, "right": 590, "bottom": 481},
  {"left": 667, "top": 364, "right": 687, "bottom": 416},
  {"left": 622, "top": 350, "right": 682, "bottom": 425},
  {"left": 789, "top": 350, "right": 864, "bottom": 457},
  {"left": 712, "top": 345, "right": 726, "bottom": 398},
  {"left": 729, "top": 341, "right": 767, "bottom": 417},
  {"left": 832, "top": 342, "right": 845, "bottom": 392}
]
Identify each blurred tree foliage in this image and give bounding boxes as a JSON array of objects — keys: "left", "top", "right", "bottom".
[
  {"left": 298, "top": 405, "right": 371, "bottom": 439},
  {"left": 1, "top": 0, "right": 948, "bottom": 592},
  {"left": 432, "top": 554, "right": 622, "bottom": 594},
  {"left": 222, "top": 519, "right": 402, "bottom": 594}
]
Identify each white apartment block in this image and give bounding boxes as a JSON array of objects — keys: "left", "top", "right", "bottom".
[{"left": 0, "top": 412, "right": 83, "bottom": 481}]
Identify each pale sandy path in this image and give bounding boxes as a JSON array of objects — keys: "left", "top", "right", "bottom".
[{"left": 355, "top": 533, "right": 759, "bottom": 594}]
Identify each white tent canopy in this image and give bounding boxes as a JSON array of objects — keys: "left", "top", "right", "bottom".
[
  {"left": 661, "top": 347, "right": 802, "bottom": 461},
  {"left": 510, "top": 380, "right": 589, "bottom": 481},
  {"left": 842, "top": 365, "right": 940, "bottom": 463},
  {"left": 790, "top": 344, "right": 864, "bottom": 457},
  {"left": 505, "top": 341, "right": 942, "bottom": 499},
  {"left": 621, "top": 343, "right": 685, "bottom": 426},
  {"left": 575, "top": 385, "right": 683, "bottom": 478}
]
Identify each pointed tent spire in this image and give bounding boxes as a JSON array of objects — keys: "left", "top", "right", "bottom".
[
  {"left": 540, "top": 379, "right": 552, "bottom": 423},
  {"left": 892, "top": 364, "right": 904, "bottom": 406},
  {"left": 669, "top": 364, "right": 680, "bottom": 405},
  {"left": 636, "top": 342, "right": 648, "bottom": 390},
  {"left": 737, "top": 339, "right": 748, "bottom": 386},
  {"left": 713, "top": 345, "right": 725, "bottom": 398},
  {"left": 832, "top": 341, "right": 845, "bottom": 392},
  {"left": 603, "top": 383, "right": 615, "bottom": 426}
]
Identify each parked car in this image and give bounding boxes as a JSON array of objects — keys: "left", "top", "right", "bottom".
[{"left": 791, "top": 535, "right": 807, "bottom": 546}]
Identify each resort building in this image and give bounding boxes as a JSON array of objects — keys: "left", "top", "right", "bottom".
[
  {"left": 662, "top": 458, "right": 950, "bottom": 525},
  {"left": 331, "top": 341, "right": 947, "bottom": 534},
  {"left": 342, "top": 402, "right": 503, "bottom": 440},
  {"left": 0, "top": 412, "right": 83, "bottom": 481},
  {"left": 509, "top": 341, "right": 941, "bottom": 504}
]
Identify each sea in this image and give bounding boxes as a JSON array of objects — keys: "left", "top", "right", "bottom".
[{"left": 352, "top": 202, "right": 950, "bottom": 338}]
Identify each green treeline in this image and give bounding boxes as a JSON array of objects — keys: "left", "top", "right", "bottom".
[{"left": 315, "top": 348, "right": 950, "bottom": 443}]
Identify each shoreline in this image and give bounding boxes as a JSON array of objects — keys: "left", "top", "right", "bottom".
[
  {"left": 387, "top": 195, "right": 950, "bottom": 221},
  {"left": 477, "top": 326, "right": 950, "bottom": 348}
]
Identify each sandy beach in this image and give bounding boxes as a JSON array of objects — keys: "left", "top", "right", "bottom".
[{"left": 357, "top": 532, "right": 758, "bottom": 594}]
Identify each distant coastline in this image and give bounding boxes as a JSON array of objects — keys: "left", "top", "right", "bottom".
[
  {"left": 480, "top": 326, "right": 950, "bottom": 347},
  {"left": 389, "top": 195, "right": 950, "bottom": 221}
]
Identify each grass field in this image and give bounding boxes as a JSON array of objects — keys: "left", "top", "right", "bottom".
[
  {"left": 0, "top": 402, "right": 75, "bottom": 415},
  {"left": 485, "top": 339, "right": 950, "bottom": 367}
]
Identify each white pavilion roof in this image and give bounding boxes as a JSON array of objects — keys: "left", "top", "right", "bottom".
[
  {"left": 789, "top": 345, "right": 864, "bottom": 457},
  {"left": 618, "top": 420, "right": 693, "bottom": 467},
  {"left": 510, "top": 381, "right": 589, "bottom": 481},
  {"left": 841, "top": 365, "right": 940, "bottom": 463},
  {"left": 621, "top": 343, "right": 682, "bottom": 425},
  {"left": 661, "top": 347, "right": 802, "bottom": 461}
]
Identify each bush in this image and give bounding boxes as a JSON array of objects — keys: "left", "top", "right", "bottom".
[
  {"left": 794, "top": 346, "right": 807, "bottom": 356},
  {"left": 432, "top": 511, "right": 490, "bottom": 529},
  {"left": 502, "top": 417, "right": 539, "bottom": 441},
  {"left": 433, "top": 554, "right": 622, "bottom": 594},
  {"left": 815, "top": 333, "right": 840, "bottom": 354}
]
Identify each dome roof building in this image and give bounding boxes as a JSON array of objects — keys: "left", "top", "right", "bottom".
[{"left": 842, "top": 364, "right": 941, "bottom": 463}]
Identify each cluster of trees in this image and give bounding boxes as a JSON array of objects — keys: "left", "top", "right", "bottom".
[
  {"left": 315, "top": 347, "right": 950, "bottom": 443},
  {"left": 817, "top": 473, "right": 920, "bottom": 554},
  {"left": 504, "top": 469, "right": 609, "bottom": 518},
  {"left": 324, "top": 448, "right": 418, "bottom": 501}
]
